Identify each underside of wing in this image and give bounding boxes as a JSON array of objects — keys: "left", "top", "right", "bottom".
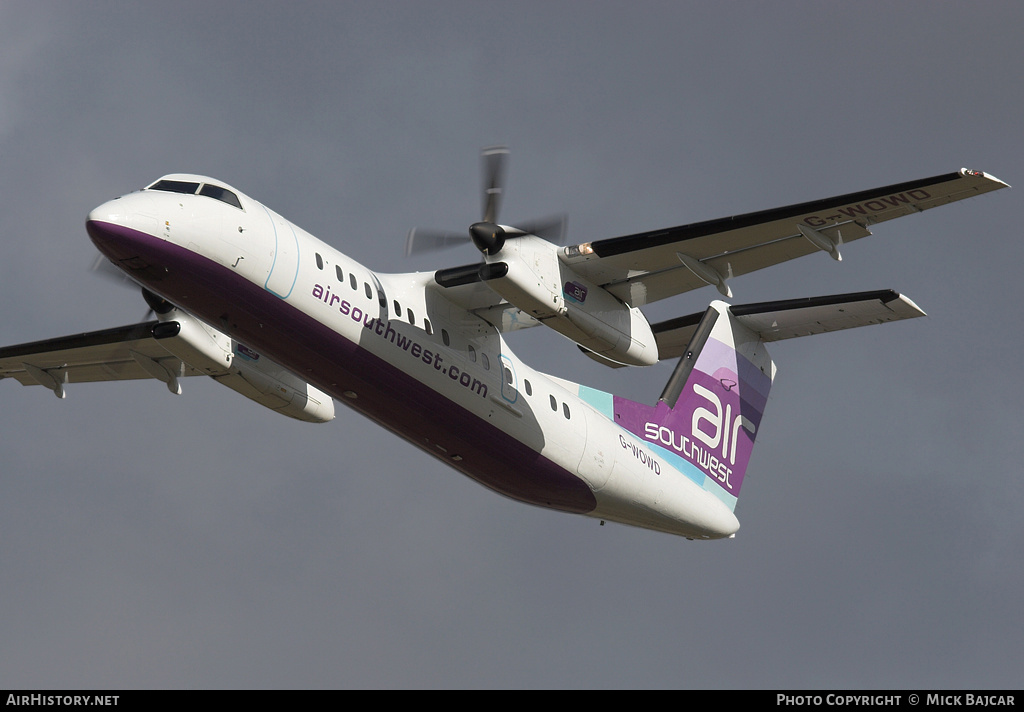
[
  {"left": 0, "top": 322, "right": 203, "bottom": 397},
  {"left": 561, "top": 169, "right": 1008, "bottom": 306}
]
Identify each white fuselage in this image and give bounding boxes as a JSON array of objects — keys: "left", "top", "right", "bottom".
[{"left": 86, "top": 175, "right": 739, "bottom": 539}]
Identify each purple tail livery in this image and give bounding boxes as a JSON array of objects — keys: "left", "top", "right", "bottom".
[{"left": 613, "top": 301, "right": 775, "bottom": 511}]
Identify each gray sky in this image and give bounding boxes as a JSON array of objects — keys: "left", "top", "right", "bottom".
[{"left": 1, "top": 1, "right": 1021, "bottom": 689}]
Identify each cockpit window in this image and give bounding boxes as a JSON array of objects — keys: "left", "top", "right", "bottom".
[
  {"left": 199, "top": 183, "right": 243, "bottom": 210},
  {"left": 148, "top": 179, "right": 200, "bottom": 194},
  {"left": 145, "top": 179, "right": 243, "bottom": 210}
]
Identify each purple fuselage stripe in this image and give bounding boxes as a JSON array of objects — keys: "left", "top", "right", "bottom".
[{"left": 86, "top": 220, "right": 597, "bottom": 513}]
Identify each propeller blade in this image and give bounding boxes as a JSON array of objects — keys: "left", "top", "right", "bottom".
[
  {"left": 90, "top": 254, "right": 139, "bottom": 287},
  {"left": 481, "top": 145, "right": 509, "bottom": 224},
  {"left": 404, "top": 228, "right": 471, "bottom": 257},
  {"left": 91, "top": 255, "right": 161, "bottom": 320},
  {"left": 404, "top": 146, "right": 569, "bottom": 258},
  {"left": 512, "top": 214, "right": 569, "bottom": 244}
]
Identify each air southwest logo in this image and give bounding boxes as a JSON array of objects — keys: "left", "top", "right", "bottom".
[
  {"left": 643, "top": 383, "right": 756, "bottom": 490},
  {"left": 563, "top": 281, "right": 588, "bottom": 304}
]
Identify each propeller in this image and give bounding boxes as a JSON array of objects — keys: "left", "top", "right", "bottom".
[
  {"left": 404, "top": 146, "right": 568, "bottom": 257},
  {"left": 90, "top": 253, "right": 137, "bottom": 287},
  {"left": 90, "top": 254, "right": 172, "bottom": 319}
]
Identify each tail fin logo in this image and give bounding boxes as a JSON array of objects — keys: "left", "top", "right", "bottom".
[
  {"left": 641, "top": 382, "right": 756, "bottom": 492},
  {"left": 691, "top": 383, "right": 757, "bottom": 489},
  {"left": 692, "top": 383, "right": 756, "bottom": 466},
  {"left": 632, "top": 366, "right": 764, "bottom": 494},
  {"left": 614, "top": 303, "right": 774, "bottom": 503}
]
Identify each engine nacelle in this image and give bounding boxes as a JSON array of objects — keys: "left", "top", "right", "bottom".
[
  {"left": 153, "top": 311, "right": 335, "bottom": 423},
  {"left": 152, "top": 312, "right": 234, "bottom": 375},
  {"left": 216, "top": 347, "right": 335, "bottom": 423},
  {"left": 483, "top": 235, "right": 565, "bottom": 319},
  {"left": 484, "top": 235, "right": 658, "bottom": 366}
]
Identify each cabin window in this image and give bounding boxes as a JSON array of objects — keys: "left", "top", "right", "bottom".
[
  {"left": 378, "top": 288, "right": 387, "bottom": 312},
  {"left": 503, "top": 367, "right": 513, "bottom": 385},
  {"left": 524, "top": 379, "right": 532, "bottom": 396},
  {"left": 407, "top": 308, "right": 415, "bottom": 324},
  {"left": 315, "top": 253, "right": 324, "bottom": 270},
  {"left": 441, "top": 329, "right": 450, "bottom": 346},
  {"left": 336, "top": 265, "right": 344, "bottom": 282},
  {"left": 198, "top": 183, "right": 243, "bottom": 209},
  {"left": 424, "top": 318, "right": 432, "bottom": 335},
  {"left": 364, "top": 283, "right": 372, "bottom": 299},
  {"left": 481, "top": 353, "right": 490, "bottom": 370},
  {"left": 468, "top": 345, "right": 477, "bottom": 362},
  {"left": 549, "top": 395, "right": 557, "bottom": 411},
  {"left": 563, "top": 403, "right": 571, "bottom": 419},
  {"left": 349, "top": 274, "right": 357, "bottom": 290},
  {"left": 394, "top": 300, "right": 401, "bottom": 316}
]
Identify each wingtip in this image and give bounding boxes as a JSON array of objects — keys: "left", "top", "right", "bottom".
[{"left": 961, "top": 167, "right": 1010, "bottom": 189}]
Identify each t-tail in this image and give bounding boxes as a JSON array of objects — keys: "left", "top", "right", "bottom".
[
  {"left": 613, "top": 301, "right": 773, "bottom": 511},
  {"left": 612, "top": 290, "right": 926, "bottom": 511}
]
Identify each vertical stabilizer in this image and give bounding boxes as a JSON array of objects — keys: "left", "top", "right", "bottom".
[{"left": 612, "top": 302, "right": 775, "bottom": 510}]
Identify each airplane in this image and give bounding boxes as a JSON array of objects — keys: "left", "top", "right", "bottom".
[{"left": 0, "top": 149, "right": 1008, "bottom": 539}]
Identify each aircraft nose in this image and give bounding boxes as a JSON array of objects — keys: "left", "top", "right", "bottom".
[
  {"left": 86, "top": 199, "right": 127, "bottom": 254},
  {"left": 86, "top": 195, "right": 160, "bottom": 265},
  {"left": 86, "top": 213, "right": 131, "bottom": 263},
  {"left": 86, "top": 198, "right": 122, "bottom": 225},
  {"left": 87, "top": 192, "right": 159, "bottom": 227},
  {"left": 86, "top": 197, "right": 141, "bottom": 247}
]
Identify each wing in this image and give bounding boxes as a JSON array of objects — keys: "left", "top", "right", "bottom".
[
  {"left": 0, "top": 321, "right": 204, "bottom": 397},
  {"left": 561, "top": 168, "right": 1008, "bottom": 306}
]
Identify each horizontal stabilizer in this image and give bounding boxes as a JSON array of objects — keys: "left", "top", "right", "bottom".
[{"left": 652, "top": 289, "right": 925, "bottom": 361}]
